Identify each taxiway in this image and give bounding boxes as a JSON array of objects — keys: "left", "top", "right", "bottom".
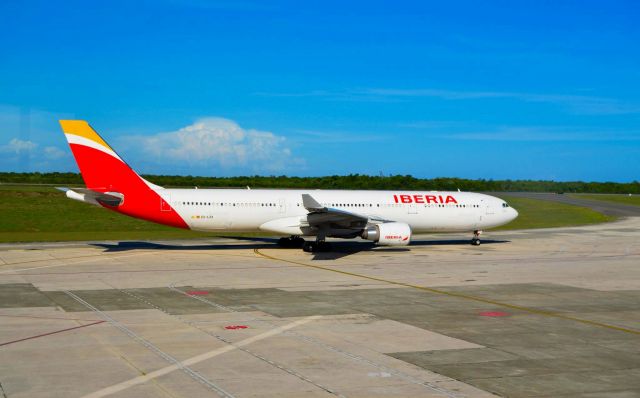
[{"left": 1, "top": 218, "right": 639, "bottom": 397}]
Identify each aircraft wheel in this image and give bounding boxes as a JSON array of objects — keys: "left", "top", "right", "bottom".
[
  {"left": 471, "top": 238, "right": 481, "bottom": 246},
  {"left": 280, "top": 236, "right": 306, "bottom": 248},
  {"left": 302, "top": 242, "right": 315, "bottom": 253}
]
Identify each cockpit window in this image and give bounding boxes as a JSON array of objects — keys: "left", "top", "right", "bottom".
[{"left": 502, "top": 203, "right": 510, "bottom": 208}]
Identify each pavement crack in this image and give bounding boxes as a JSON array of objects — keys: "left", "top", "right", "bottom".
[
  {"left": 105, "top": 282, "right": 346, "bottom": 398},
  {"left": 0, "top": 380, "right": 7, "bottom": 398},
  {"left": 167, "top": 281, "right": 464, "bottom": 398},
  {"left": 63, "top": 290, "right": 236, "bottom": 398}
]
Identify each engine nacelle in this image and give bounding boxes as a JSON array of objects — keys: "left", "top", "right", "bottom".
[{"left": 361, "top": 222, "right": 411, "bottom": 246}]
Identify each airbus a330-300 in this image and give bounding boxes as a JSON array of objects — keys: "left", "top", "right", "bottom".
[{"left": 58, "top": 120, "right": 518, "bottom": 252}]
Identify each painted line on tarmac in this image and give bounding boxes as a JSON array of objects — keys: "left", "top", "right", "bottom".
[
  {"left": 0, "top": 252, "right": 154, "bottom": 274},
  {"left": 79, "top": 313, "right": 320, "bottom": 398},
  {"left": 65, "top": 290, "right": 237, "bottom": 398},
  {"left": 106, "top": 282, "right": 345, "bottom": 398},
  {"left": 6, "top": 264, "right": 297, "bottom": 276},
  {"left": 254, "top": 249, "right": 640, "bottom": 336},
  {"left": 0, "top": 313, "right": 102, "bottom": 322},
  {"left": 169, "top": 282, "right": 465, "bottom": 398},
  {"left": 0, "top": 253, "right": 112, "bottom": 267},
  {"left": 0, "top": 321, "right": 105, "bottom": 347}
]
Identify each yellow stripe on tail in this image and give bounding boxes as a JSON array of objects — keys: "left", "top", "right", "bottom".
[{"left": 59, "top": 120, "right": 113, "bottom": 151}]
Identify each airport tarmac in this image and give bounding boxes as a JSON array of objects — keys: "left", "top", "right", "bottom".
[{"left": 0, "top": 218, "right": 639, "bottom": 398}]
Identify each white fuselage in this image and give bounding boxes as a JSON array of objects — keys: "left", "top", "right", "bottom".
[{"left": 158, "top": 189, "right": 518, "bottom": 234}]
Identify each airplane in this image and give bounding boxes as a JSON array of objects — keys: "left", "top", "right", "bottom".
[{"left": 58, "top": 120, "right": 518, "bottom": 253}]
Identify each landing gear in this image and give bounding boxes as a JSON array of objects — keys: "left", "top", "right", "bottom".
[
  {"left": 471, "top": 230, "right": 482, "bottom": 246},
  {"left": 302, "top": 240, "right": 332, "bottom": 253},
  {"left": 278, "top": 236, "right": 305, "bottom": 248}
]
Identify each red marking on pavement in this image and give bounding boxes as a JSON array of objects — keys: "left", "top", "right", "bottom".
[
  {"left": 0, "top": 321, "right": 105, "bottom": 347},
  {"left": 0, "top": 314, "right": 102, "bottom": 322},
  {"left": 224, "top": 325, "right": 248, "bottom": 330},
  {"left": 186, "top": 291, "right": 209, "bottom": 295},
  {"left": 479, "top": 311, "right": 509, "bottom": 317}
]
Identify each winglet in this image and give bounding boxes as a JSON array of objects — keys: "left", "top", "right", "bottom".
[{"left": 302, "top": 194, "right": 327, "bottom": 212}]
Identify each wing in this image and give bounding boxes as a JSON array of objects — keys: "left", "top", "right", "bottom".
[{"left": 302, "top": 194, "right": 386, "bottom": 237}]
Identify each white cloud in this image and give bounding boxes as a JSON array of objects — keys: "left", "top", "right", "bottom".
[
  {"left": 43, "top": 146, "right": 68, "bottom": 160},
  {"left": 0, "top": 138, "right": 38, "bottom": 154},
  {"left": 0, "top": 138, "right": 71, "bottom": 166},
  {"left": 291, "top": 129, "right": 389, "bottom": 143},
  {"left": 0, "top": 105, "right": 76, "bottom": 171},
  {"left": 442, "top": 126, "right": 640, "bottom": 142},
  {"left": 0, "top": 137, "right": 73, "bottom": 171},
  {"left": 256, "top": 88, "right": 640, "bottom": 115},
  {"left": 364, "top": 88, "right": 640, "bottom": 115},
  {"left": 121, "top": 117, "right": 297, "bottom": 172}
]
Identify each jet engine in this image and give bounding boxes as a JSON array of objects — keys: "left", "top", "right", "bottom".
[{"left": 361, "top": 222, "right": 411, "bottom": 246}]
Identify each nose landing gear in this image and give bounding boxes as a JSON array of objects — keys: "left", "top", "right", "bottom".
[{"left": 471, "top": 230, "right": 482, "bottom": 246}]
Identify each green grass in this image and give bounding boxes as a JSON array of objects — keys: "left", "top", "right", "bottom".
[
  {"left": 0, "top": 185, "right": 223, "bottom": 243},
  {"left": 568, "top": 193, "right": 640, "bottom": 207},
  {"left": 491, "top": 195, "right": 615, "bottom": 230},
  {"left": 0, "top": 185, "right": 616, "bottom": 242}
]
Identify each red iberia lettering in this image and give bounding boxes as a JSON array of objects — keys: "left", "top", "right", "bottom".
[{"left": 391, "top": 194, "right": 459, "bottom": 204}]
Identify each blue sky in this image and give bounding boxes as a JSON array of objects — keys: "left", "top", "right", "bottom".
[{"left": 1, "top": 0, "right": 639, "bottom": 181}]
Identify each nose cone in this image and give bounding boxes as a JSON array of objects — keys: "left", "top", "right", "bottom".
[{"left": 509, "top": 207, "right": 519, "bottom": 221}]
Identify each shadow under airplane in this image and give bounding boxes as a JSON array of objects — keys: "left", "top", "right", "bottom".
[{"left": 92, "top": 237, "right": 509, "bottom": 261}]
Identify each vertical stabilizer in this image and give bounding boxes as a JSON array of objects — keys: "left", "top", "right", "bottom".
[{"left": 59, "top": 120, "right": 188, "bottom": 229}]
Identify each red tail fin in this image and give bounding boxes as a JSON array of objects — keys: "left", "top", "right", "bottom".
[{"left": 60, "top": 120, "right": 188, "bottom": 229}]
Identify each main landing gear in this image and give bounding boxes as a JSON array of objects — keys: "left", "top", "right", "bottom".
[
  {"left": 471, "top": 230, "right": 482, "bottom": 246},
  {"left": 302, "top": 240, "right": 332, "bottom": 253},
  {"left": 302, "top": 240, "right": 331, "bottom": 253},
  {"left": 278, "top": 235, "right": 332, "bottom": 253},
  {"left": 278, "top": 236, "right": 306, "bottom": 248}
]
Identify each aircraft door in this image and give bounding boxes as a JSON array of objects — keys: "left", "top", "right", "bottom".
[
  {"left": 160, "top": 194, "right": 171, "bottom": 212},
  {"left": 210, "top": 201, "right": 231, "bottom": 229},
  {"left": 485, "top": 200, "right": 495, "bottom": 215},
  {"left": 278, "top": 198, "right": 286, "bottom": 214},
  {"left": 408, "top": 203, "right": 418, "bottom": 214}
]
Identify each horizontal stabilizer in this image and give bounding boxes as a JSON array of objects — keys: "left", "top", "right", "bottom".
[{"left": 57, "top": 187, "right": 124, "bottom": 207}]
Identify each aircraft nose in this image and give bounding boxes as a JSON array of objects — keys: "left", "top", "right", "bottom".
[{"left": 510, "top": 207, "right": 519, "bottom": 221}]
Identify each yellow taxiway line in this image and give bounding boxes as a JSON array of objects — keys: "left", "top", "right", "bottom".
[{"left": 254, "top": 248, "right": 640, "bottom": 336}]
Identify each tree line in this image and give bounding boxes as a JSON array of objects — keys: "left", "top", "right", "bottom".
[{"left": 1, "top": 172, "right": 638, "bottom": 194}]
